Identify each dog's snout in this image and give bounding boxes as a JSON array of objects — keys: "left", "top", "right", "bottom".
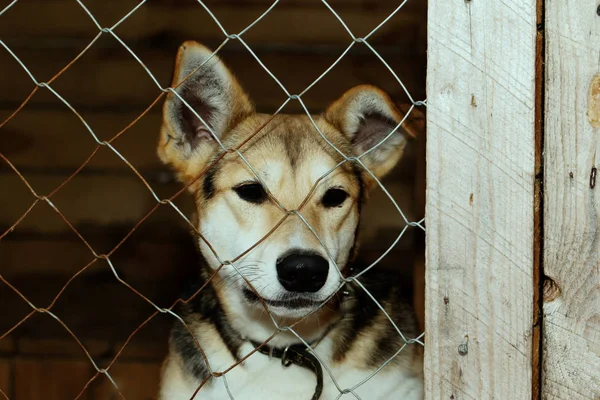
[{"left": 276, "top": 251, "right": 329, "bottom": 293}]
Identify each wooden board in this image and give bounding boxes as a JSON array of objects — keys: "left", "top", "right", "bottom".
[
  {"left": 0, "top": 0, "right": 425, "bottom": 47},
  {"left": 0, "top": 361, "right": 10, "bottom": 399},
  {"left": 0, "top": 276, "right": 177, "bottom": 344},
  {"left": 0, "top": 237, "right": 196, "bottom": 280},
  {"left": 88, "top": 361, "right": 162, "bottom": 400},
  {"left": 0, "top": 103, "right": 424, "bottom": 171},
  {"left": 542, "top": 0, "right": 600, "bottom": 398},
  {"left": 0, "top": 46, "right": 424, "bottom": 116},
  {"left": 425, "top": 0, "right": 537, "bottom": 398},
  {"left": 14, "top": 359, "right": 93, "bottom": 400},
  {"left": 0, "top": 108, "right": 165, "bottom": 171},
  {"left": 0, "top": 172, "right": 192, "bottom": 235}
]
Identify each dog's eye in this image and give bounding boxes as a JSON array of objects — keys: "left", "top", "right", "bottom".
[
  {"left": 322, "top": 188, "right": 348, "bottom": 208},
  {"left": 234, "top": 183, "right": 268, "bottom": 204}
]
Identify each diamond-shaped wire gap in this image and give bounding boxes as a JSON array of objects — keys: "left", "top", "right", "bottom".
[
  {"left": 32, "top": 258, "right": 163, "bottom": 393},
  {"left": 40, "top": 147, "right": 173, "bottom": 256},
  {"left": 97, "top": 195, "right": 199, "bottom": 307},
  {"left": 321, "top": 0, "right": 423, "bottom": 44},
  {"left": 96, "top": 0, "right": 227, "bottom": 58},
  {"left": 0, "top": 33, "right": 103, "bottom": 131},
  {"left": 0, "top": 173, "right": 109, "bottom": 333},
  {"left": 223, "top": 40, "right": 358, "bottom": 115},
  {"left": 31, "top": 32, "right": 167, "bottom": 129},
  {"left": 0, "top": 273, "right": 123, "bottom": 397},
  {"left": 46, "top": 259, "right": 159, "bottom": 349},
  {"left": 321, "top": 0, "right": 424, "bottom": 105},
  {"left": 74, "top": 0, "right": 254, "bottom": 95},
  {"left": 103, "top": 95, "right": 177, "bottom": 184},
  {"left": 0, "top": 95, "right": 105, "bottom": 195},
  {"left": 0, "top": 0, "right": 100, "bottom": 73},
  {"left": 302, "top": 43, "right": 418, "bottom": 114},
  {"left": 0, "top": 40, "right": 137, "bottom": 179},
  {"left": 91, "top": 1, "right": 292, "bottom": 109},
  {"left": 208, "top": 0, "right": 419, "bottom": 50}
]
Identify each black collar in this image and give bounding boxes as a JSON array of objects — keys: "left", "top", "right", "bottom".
[{"left": 250, "top": 340, "right": 323, "bottom": 400}]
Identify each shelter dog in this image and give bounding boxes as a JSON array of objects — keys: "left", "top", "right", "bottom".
[{"left": 157, "top": 41, "right": 423, "bottom": 400}]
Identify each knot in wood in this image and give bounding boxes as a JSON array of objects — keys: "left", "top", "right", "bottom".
[{"left": 543, "top": 276, "right": 561, "bottom": 303}]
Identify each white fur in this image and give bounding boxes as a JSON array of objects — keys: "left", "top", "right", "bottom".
[{"left": 160, "top": 336, "right": 423, "bottom": 400}]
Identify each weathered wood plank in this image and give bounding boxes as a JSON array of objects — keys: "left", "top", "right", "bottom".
[
  {"left": 425, "top": 0, "right": 537, "bottom": 398},
  {"left": 0, "top": 0, "right": 424, "bottom": 47},
  {"left": 543, "top": 0, "right": 600, "bottom": 398}
]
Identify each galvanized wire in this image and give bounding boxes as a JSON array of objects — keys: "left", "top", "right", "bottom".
[{"left": 0, "top": 0, "right": 426, "bottom": 398}]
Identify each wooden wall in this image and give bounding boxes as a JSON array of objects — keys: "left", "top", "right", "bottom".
[
  {"left": 426, "top": 0, "right": 600, "bottom": 399},
  {"left": 543, "top": 0, "right": 600, "bottom": 398},
  {"left": 0, "top": 0, "right": 427, "bottom": 398},
  {"left": 425, "top": 0, "right": 537, "bottom": 398}
]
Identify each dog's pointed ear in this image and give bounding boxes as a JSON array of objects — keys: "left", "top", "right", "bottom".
[
  {"left": 159, "top": 41, "right": 254, "bottom": 184},
  {"left": 324, "top": 85, "right": 417, "bottom": 188}
]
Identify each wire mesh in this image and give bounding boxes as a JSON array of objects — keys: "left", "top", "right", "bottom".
[{"left": 0, "top": 1, "right": 426, "bottom": 399}]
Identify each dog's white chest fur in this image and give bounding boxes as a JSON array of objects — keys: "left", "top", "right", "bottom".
[{"left": 160, "top": 339, "right": 423, "bottom": 400}]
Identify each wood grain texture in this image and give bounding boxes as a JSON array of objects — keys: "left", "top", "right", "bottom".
[
  {"left": 0, "top": 47, "right": 424, "bottom": 115},
  {"left": 14, "top": 359, "right": 93, "bottom": 400},
  {"left": 543, "top": 0, "right": 600, "bottom": 398},
  {"left": 425, "top": 0, "right": 537, "bottom": 398},
  {"left": 0, "top": 0, "right": 424, "bottom": 46},
  {"left": 88, "top": 362, "right": 161, "bottom": 400},
  {"left": 0, "top": 361, "right": 10, "bottom": 399}
]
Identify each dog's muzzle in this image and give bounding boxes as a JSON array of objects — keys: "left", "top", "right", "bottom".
[{"left": 276, "top": 250, "right": 329, "bottom": 293}]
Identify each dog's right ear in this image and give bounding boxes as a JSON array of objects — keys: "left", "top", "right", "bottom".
[{"left": 159, "top": 41, "right": 254, "bottom": 185}]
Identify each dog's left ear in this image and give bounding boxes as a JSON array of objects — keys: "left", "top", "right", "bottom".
[
  {"left": 159, "top": 41, "right": 254, "bottom": 185},
  {"left": 324, "top": 85, "right": 417, "bottom": 187}
]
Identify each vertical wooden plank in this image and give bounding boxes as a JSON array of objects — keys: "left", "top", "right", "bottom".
[
  {"left": 425, "top": 0, "right": 537, "bottom": 398},
  {"left": 543, "top": 1, "right": 600, "bottom": 398}
]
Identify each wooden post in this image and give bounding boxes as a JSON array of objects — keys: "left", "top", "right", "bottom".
[
  {"left": 543, "top": 0, "right": 600, "bottom": 398},
  {"left": 425, "top": 0, "right": 537, "bottom": 398}
]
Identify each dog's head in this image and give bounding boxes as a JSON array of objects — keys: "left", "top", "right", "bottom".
[{"left": 159, "top": 41, "right": 415, "bottom": 318}]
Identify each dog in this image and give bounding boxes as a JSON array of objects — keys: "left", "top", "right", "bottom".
[{"left": 157, "top": 41, "right": 424, "bottom": 400}]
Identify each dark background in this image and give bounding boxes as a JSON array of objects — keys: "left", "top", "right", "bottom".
[{"left": 0, "top": 0, "right": 426, "bottom": 398}]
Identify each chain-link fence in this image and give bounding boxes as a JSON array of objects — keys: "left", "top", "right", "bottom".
[{"left": 0, "top": 1, "right": 426, "bottom": 398}]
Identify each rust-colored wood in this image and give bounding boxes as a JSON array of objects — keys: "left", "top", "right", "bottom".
[
  {"left": 89, "top": 362, "right": 162, "bottom": 400},
  {"left": 14, "top": 359, "right": 93, "bottom": 400},
  {"left": 0, "top": 361, "right": 11, "bottom": 399},
  {"left": 0, "top": 0, "right": 425, "bottom": 48}
]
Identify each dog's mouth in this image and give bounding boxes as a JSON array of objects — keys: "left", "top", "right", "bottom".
[{"left": 242, "top": 288, "right": 323, "bottom": 310}]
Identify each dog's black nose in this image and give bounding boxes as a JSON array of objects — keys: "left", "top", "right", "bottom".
[{"left": 276, "top": 251, "right": 329, "bottom": 293}]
